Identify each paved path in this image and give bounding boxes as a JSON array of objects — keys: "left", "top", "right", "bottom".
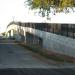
[
  {"left": 0, "top": 68, "right": 75, "bottom": 75},
  {"left": 0, "top": 39, "right": 58, "bottom": 69},
  {"left": 0, "top": 39, "right": 75, "bottom": 68},
  {"left": 0, "top": 39, "right": 75, "bottom": 74}
]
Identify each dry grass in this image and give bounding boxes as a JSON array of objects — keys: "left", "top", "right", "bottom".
[{"left": 16, "top": 41, "right": 75, "bottom": 63}]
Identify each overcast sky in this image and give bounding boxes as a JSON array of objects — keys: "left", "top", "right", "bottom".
[{"left": 0, "top": 0, "right": 75, "bottom": 33}]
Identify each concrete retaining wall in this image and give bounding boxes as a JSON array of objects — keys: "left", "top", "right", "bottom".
[
  {"left": 24, "top": 27, "right": 75, "bottom": 57},
  {"left": 6, "top": 25, "right": 75, "bottom": 57}
]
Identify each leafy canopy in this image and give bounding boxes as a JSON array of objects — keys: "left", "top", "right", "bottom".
[{"left": 25, "top": 0, "right": 75, "bottom": 17}]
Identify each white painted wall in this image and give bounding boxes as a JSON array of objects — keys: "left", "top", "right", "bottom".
[
  {"left": 11, "top": 29, "right": 14, "bottom": 37},
  {"left": 6, "top": 24, "right": 75, "bottom": 57},
  {"left": 6, "top": 24, "right": 18, "bottom": 33}
]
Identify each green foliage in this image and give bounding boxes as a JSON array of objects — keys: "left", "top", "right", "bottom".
[{"left": 25, "top": 0, "right": 75, "bottom": 17}]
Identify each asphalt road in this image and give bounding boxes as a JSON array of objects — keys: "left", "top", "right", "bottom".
[
  {"left": 0, "top": 39, "right": 75, "bottom": 75},
  {"left": 0, "top": 39, "right": 56, "bottom": 68}
]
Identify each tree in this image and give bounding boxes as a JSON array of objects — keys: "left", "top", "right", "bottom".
[{"left": 25, "top": 0, "right": 75, "bottom": 18}]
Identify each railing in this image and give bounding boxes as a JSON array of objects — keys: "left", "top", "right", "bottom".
[
  {"left": 8, "top": 22, "right": 75, "bottom": 39},
  {"left": 23, "top": 23, "right": 75, "bottom": 39}
]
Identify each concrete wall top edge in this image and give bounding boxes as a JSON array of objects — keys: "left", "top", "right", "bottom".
[{"left": 7, "top": 21, "right": 75, "bottom": 28}]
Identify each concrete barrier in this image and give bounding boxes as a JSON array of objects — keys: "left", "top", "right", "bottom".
[{"left": 6, "top": 25, "right": 75, "bottom": 58}]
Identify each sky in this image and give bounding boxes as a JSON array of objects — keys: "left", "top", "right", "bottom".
[{"left": 0, "top": 0, "right": 75, "bottom": 33}]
